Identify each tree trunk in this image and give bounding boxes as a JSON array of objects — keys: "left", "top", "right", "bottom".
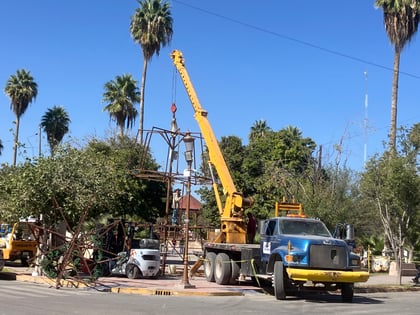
[
  {"left": 389, "top": 48, "right": 401, "bottom": 152},
  {"left": 137, "top": 57, "right": 148, "bottom": 145},
  {"left": 13, "top": 116, "right": 20, "bottom": 166}
]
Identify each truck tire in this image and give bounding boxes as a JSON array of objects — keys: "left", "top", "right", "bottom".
[
  {"left": 229, "top": 259, "right": 240, "bottom": 284},
  {"left": 204, "top": 252, "right": 216, "bottom": 282},
  {"left": 126, "top": 264, "right": 141, "bottom": 279},
  {"left": 215, "top": 253, "right": 231, "bottom": 285},
  {"left": 341, "top": 283, "right": 354, "bottom": 302},
  {"left": 273, "top": 261, "right": 286, "bottom": 300}
]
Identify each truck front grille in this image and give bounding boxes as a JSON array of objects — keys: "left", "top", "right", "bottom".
[{"left": 309, "top": 245, "right": 347, "bottom": 269}]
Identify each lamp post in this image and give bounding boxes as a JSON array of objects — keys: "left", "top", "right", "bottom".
[{"left": 180, "top": 132, "right": 195, "bottom": 288}]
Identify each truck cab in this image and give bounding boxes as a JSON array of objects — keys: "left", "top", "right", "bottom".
[{"left": 260, "top": 216, "right": 369, "bottom": 301}]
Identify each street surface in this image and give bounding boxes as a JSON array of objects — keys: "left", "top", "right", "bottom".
[{"left": 0, "top": 280, "right": 419, "bottom": 315}]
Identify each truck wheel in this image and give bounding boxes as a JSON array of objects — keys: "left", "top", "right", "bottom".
[
  {"left": 215, "top": 253, "right": 231, "bottom": 285},
  {"left": 229, "top": 259, "right": 240, "bottom": 284},
  {"left": 341, "top": 283, "right": 354, "bottom": 302},
  {"left": 273, "top": 261, "right": 286, "bottom": 300},
  {"left": 126, "top": 264, "right": 141, "bottom": 279},
  {"left": 204, "top": 252, "right": 216, "bottom": 282}
]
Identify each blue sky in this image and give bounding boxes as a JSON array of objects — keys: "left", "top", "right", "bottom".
[{"left": 1, "top": 0, "right": 420, "bottom": 173}]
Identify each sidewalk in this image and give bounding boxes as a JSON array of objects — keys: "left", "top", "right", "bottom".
[
  {"left": 7, "top": 262, "right": 419, "bottom": 297},
  {"left": 11, "top": 265, "right": 264, "bottom": 296}
]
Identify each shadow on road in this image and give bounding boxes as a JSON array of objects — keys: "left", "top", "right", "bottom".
[{"left": 298, "top": 292, "right": 384, "bottom": 305}]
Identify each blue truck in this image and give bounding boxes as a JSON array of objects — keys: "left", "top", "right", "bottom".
[{"left": 201, "top": 203, "right": 369, "bottom": 302}]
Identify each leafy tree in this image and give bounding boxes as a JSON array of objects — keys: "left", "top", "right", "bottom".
[
  {"left": 243, "top": 126, "right": 316, "bottom": 210},
  {"left": 198, "top": 125, "right": 318, "bottom": 225},
  {"left": 0, "top": 136, "right": 166, "bottom": 229},
  {"left": 300, "top": 165, "right": 378, "bottom": 238},
  {"left": 40, "top": 106, "right": 71, "bottom": 155},
  {"left": 130, "top": 0, "right": 173, "bottom": 144},
  {"left": 86, "top": 136, "right": 167, "bottom": 223},
  {"left": 360, "top": 126, "right": 420, "bottom": 269},
  {"left": 375, "top": 0, "right": 420, "bottom": 150},
  {"left": 4, "top": 69, "right": 38, "bottom": 166},
  {"left": 197, "top": 136, "right": 247, "bottom": 227},
  {"left": 102, "top": 74, "right": 140, "bottom": 138},
  {"left": 359, "top": 234, "right": 385, "bottom": 255},
  {"left": 249, "top": 119, "right": 271, "bottom": 142}
]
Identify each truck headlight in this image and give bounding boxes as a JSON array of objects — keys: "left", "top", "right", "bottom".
[{"left": 285, "top": 254, "right": 301, "bottom": 263}]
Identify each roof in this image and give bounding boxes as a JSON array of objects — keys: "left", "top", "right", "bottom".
[{"left": 179, "top": 195, "right": 202, "bottom": 211}]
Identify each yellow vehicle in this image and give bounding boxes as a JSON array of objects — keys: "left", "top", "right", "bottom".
[
  {"left": 171, "top": 50, "right": 254, "bottom": 245},
  {"left": 0, "top": 221, "right": 38, "bottom": 270}
]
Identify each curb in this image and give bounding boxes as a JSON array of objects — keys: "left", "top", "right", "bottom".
[
  {"left": 355, "top": 285, "right": 420, "bottom": 293},
  {"left": 110, "top": 287, "right": 244, "bottom": 296}
]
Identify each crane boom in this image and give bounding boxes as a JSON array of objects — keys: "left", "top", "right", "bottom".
[{"left": 171, "top": 49, "right": 253, "bottom": 244}]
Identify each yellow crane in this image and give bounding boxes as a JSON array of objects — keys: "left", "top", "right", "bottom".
[{"left": 171, "top": 49, "right": 254, "bottom": 244}]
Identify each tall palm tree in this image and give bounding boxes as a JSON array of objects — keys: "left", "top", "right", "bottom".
[
  {"left": 249, "top": 119, "right": 271, "bottom": 142},
  {"left": 130, "top": 0, "right": 173, "bottom": 144},
  {"left": 40, "top": 106, "right": 71, "bottom": 155},
  {"left": 376, "top": 0, "right": 420, "bottom": 151},
  {"left": 4, "top": 69, "right": 38, "bottom": 166},
  {"left": 102, "top": 74, "right": 140, "bottom": 138}
]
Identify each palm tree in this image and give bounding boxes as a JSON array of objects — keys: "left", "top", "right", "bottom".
[
  {"left": 40, "top": 106, "right": 71, "bottom": 155},
  {"left": 249, "top": 119, "right": 271, "bottom": 142},
  {"left": 4, "top": 69, "right": 38, "bottom": 166},
  {"left": 375, "top": 0, "right": 420, "bottom": 151},
  {"left": 102, "top": 74, "right": 140, "bottom": 137},
  {"left": 130, "top": 0, "right": 173, "bottom": 144}
]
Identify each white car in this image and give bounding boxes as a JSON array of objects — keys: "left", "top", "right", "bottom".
[{"left": 110, "top": 239, "right": 161, "bottom": 279}]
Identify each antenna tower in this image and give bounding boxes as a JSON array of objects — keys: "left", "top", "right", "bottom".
[{"left": 363, "top": 71, "right": 369, "bottom": 164}]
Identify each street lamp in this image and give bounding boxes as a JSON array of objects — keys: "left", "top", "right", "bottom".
[{"left": 180, "top": 132, "right": 195, "bottom": 288}]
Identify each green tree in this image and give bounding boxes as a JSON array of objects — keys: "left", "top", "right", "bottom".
[
  {"left": 249, "top": 119, "right": 271, "bottom": 142},
  {"left": 40, "top": 106, "right": 71, "bottom": 155},
  {"left": 0, "top": 136, "right": 166, "bottom": 229},
  {"left": 130, "top": 0, "right": 173, "bottom": 144},
  {"left": 86, "top": 136, "right": 167, "bottom": 222},
  {"left": 375, "top": 0, "right": 420, "bottom": 150},
  {"left": 198, "top": 125, "right": 318, "bottom": 223},
  {"left": 4, "top": 69, "right": 38, "bottom": 166},
  {"left": 102, "top": 74, "right": 140, "bottom": 138},
  {"left": 198, "top": 136, "right": 247, "bottom": 227},
  {"left": 360, "top": 126, "right": 420, "bottom": 271}
]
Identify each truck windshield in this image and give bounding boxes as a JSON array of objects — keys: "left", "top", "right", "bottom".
[{"left": 280, "top": 220, "right": 331, "bottom": 237}]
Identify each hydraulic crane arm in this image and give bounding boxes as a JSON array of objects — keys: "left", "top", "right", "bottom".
[{"left": 171, "top": 49, "right": 253, "bottom": 244}]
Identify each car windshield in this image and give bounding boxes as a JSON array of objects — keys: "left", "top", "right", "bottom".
[{"left": 279, "top": 220, "right": 331, "bottom": 237}]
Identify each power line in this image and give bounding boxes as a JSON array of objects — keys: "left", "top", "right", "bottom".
[{"left": 173, "top": 0, "right": 420, "bottom": 80}]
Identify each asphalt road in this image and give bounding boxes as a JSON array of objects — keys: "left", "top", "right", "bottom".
[{"left": 0, "top": 279, "right": 419, "bottom": 315}]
